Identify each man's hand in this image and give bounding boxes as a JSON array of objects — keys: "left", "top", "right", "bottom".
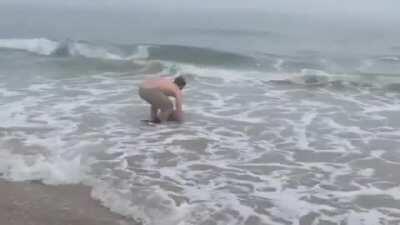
[{"left": 169, "top": 110, "right": 183, "bottom": 122}]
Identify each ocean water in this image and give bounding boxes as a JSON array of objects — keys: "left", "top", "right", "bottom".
[{"left": 1, "top": 5, "right": 400, "bottom": 225}]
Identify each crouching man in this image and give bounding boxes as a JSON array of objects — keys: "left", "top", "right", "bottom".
[{"left": 138, "top": 75, "right": 186, "bottom": 123}]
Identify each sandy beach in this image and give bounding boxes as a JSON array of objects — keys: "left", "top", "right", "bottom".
[{"left": 0, "top": 179, "right": 138, "bottom": 225}]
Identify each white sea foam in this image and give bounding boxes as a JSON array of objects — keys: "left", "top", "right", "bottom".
[
  {"left": 177, "top": 63, "right": 291, "bottom": 83},
  {"left": 1, "top": 58, "right": 400, "bottom": 225},
  {"left": 65, "top": 42, "right": 150, "bottom": 60},
  {"left": 0, "top": 152, "right": 86, "bottom": 185},
  {"left": 70, "top": 42, "right": 124, "bottom": 60},
  {"left": 0, "top": 38, "right": 150, "bottom": 61},
  {"left": 379, "top": 56, "right": 400, "bottom": 62},
  {"left": 129, "top": 45, "right": 150, "bottom": 60},
  {"left": 0, "top": 87, "right": 22, "bottom": 97},
  {"left": 0, "top": 38, "right": 58, "bottom": 55},
  {"left": 347, "top": 210, "right": 386, "bottom": 225},
  {"left": 273, "top": 58, "right": 285, "bottom": 71}
]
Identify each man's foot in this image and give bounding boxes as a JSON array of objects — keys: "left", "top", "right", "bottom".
[{"left": 151, "top": 118, "right": 161, "bottom": 123}]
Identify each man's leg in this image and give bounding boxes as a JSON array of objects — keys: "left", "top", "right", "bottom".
[
  {"left": 158, "top": 94, "right": 173, "bottom": 123},
  {"left": 150, "top": 105, "right": 161, "bottom": 123},
  {"left": 139, "top": 87, "right": 161, "bottom": 122},
  {"left": 139, "top": 87, "right": 172, "bottom": 123},
  {"left": 159, "top": 108, "right": 173, "bottom": 123}
]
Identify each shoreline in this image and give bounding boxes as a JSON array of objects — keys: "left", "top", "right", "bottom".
[{"left": 0, "top": 179, "right": 138, "bottom": 225}]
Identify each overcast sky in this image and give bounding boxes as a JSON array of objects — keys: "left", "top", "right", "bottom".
[
  {"left": 1, "top": 0, "right": 399, "bottom": 28},
  {"left": 138, "top": 0, "right": 399, "bottom": 15},
  {"left": 2, "top": 0, "right": 399, "bottom": 16}
]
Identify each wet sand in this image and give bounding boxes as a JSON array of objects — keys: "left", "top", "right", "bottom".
[{"left": 0, "top": 179, "right": 138, "bottom": 225}]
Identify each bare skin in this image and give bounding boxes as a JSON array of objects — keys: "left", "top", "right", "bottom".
[{"left": 141, "top": 77, "right": 184, "bottom": 122}]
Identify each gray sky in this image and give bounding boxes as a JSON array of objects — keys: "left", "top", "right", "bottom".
[
  {"left": 2, "top": 0, "right": 400, "bottom": 17},
  {"left": 137, "top": 0, "right": 399, "bottom": 15}
]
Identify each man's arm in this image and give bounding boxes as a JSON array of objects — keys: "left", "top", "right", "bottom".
[{"left": 174, "top": 90, "right": 184, "bottom": 122}]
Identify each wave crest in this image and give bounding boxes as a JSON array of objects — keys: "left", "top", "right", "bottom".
[{"left": 0, "top": 38, "right": 149, "bottom": 61}]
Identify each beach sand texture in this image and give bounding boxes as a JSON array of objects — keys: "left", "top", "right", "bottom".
[{"left": 0, "top": 179, "right": 138, "bottom": 225}]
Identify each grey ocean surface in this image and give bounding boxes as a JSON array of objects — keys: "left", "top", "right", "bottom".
[{"left": 1, "top": 4, "right": 400, "bottom": 225}]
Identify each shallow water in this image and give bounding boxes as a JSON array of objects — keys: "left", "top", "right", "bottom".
[{"left": 0, "top": 39, "right": 400, "bottom": 225}]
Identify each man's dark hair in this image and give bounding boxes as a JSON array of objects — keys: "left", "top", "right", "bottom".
[{"left": 174, "top": 75, "right": 186, "bottom": 89}]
